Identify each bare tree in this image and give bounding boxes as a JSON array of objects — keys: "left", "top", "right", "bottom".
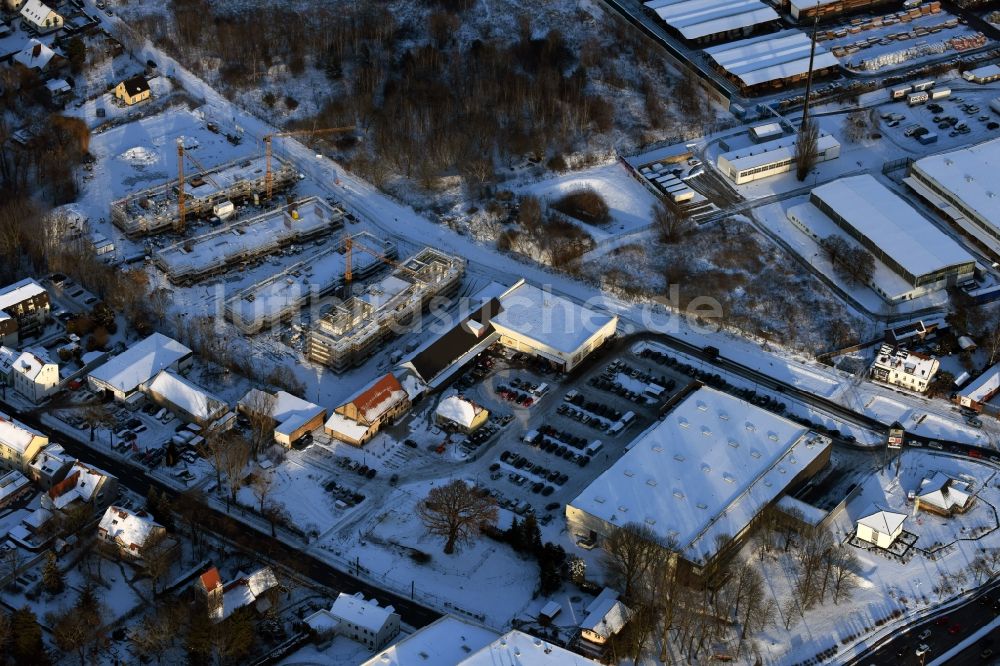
[
  {"left": 220, "top": 433, "right": 251, "bottom": 505},
  {"left": 251, "top": 470, "right": 274, "bottom": 513},
  {"left": 416, "top": 481, "right": 498, "bottom": 554},
  {"left": 844, "top": 109, "right": 869, "bottom": 143},
  {"left": 601, "top": 521, "right": 662, "bottom": 601},
  {"left": 651, "top": 201, "right": 692, "bottom": 244},
  {"left": 143, "top": 539, "right": 177, "bottom": 595},
  {"left": 242, "top": 390, "right": 276, "bottom": 460},
  {"left": 46, "top": 607, "right": 90, "bottom": 666},
  {"left": 794, "top": 119, "right": 819, "bottom": 181},
  {"left": 829, "top": 545, "right": 861, "bottom": 604}
]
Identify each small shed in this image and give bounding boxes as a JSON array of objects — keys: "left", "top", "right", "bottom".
[{"left": 855, "top": 510, "right": 906, "bottom": 549}]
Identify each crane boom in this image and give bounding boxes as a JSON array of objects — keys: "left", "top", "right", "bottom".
[{"left": 176, "top": 139, "right": 185, "bottom": 234}]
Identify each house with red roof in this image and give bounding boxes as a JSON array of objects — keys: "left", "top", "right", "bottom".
[{"left": 324, "top": 373, "right": 410, "bottom": 446}]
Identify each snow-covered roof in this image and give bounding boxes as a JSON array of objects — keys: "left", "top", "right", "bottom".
[
  {"left": 46, "top": 461, "right": 111, "bottom": 510},
  {"left": 240, "top": 389, "right": 324, "bottom": 438},
  {"left": 568, "top": 387, "right": 831, "bottom": 566},
  {"left": 871, "top": 345, "right": 939, "bottom": 382},
  {"left": 20, "top": 0, "right": 59, "bottom": 26},
  {"left": 493, "top": 281, "right": 616, "bottom": 355},
  {"left": 361, "top": 616, "right": 500, "bottom": 666},
  {"left": 29, "top": 443, "right": 73, "bottom": 479},
  {"left": 719, "top": 133, "right": 840, "bottom": 173},
  {"left": 12, "top": 348, "right": 55, "bottom": 382},
  {"left": 775, "top": 495, "right": 827, "bottom": 526},
  {"left": 966, "top": 64, "right": 1000, "bottom": 80},
  {"left": 644, "top": 0, "right": 779, "bottom": 41},
  {"left": 0, "top": 347, "right": 17, "bottom": 375},
  {"left": 0, "top": 278, "right": 46, "bottom": 313},
  {"left": 13, "top": 39, "right": 55, "bottom": 70},
  {"left": 0, "top": 470, "right": 29, "bottom": 504},
  {"left": 857, "top": 509, "right": 906, "bottom": 535},
  {"left": 580, "top": 588, "right": 630, "bottom": 640},
  {"left": 918, "top": 472, "right": 972, "bottom": 512},
  {"left": 324, "top": 411, "right": 372, "bottom": 442},
  {"left": 215, "top": 566, "right": 279, "bottom": 622},
  {"left": 347, "top": 373, "right": 408, "bottom": 424},
  {"left": 912, "top": 137, "right": 1000, "bottom": 234},
  {"left": 459, "top": 630, "right": 597, "bottom": 665},
  {"left": 89, "top": 333, "right": 191, "bottom": 394},
  {"left": 958, "top": 363, "right": 1000, "bottom": 404},
  {"left": 45, "top": 78, "right": 71, "bottom": 94},
  {"left": 0, "top": 412, "right": 45, "bottom": 454},
  {"left": 304, "top": 609, "right": 341, "bottom": 633},
  {"left": 330, "top": 593, "right": 397, "bottom": 633},
  {"left": 810, "top": 175, "right": 975, "bottom": 281},
  {"left": 146, "top": 370, "right": 228, "bottom": 422},
  {"left": 705, "top": 30, "right": 839, "bottom": 87},
  {"left": 436, "top": 395, "right": 487, "bottom": 429},
  {"left": 98, "top": 505, "right": 162, "bottom": 550}
]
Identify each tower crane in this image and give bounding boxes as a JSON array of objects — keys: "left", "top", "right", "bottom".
[
  {"left": 175, "top": 141, "right": 222, "bottom": 234},
  {"left": 263, "top": 126, "right": 355, "bottom": 200},
  {"left": 341, "top": 234, "right": 415, "bottom": 295}
]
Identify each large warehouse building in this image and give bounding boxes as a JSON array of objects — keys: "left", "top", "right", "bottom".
[
  {"left": 566, "top": 387, "right": 832, "bottom": 576},
  {"left": 643, "top": 0, "right": 780, "bottom": 44},
  {"left": 789, "top": 174, "right": 976, "bottom": 302},
  {"left": 906, "top": 138, "right": 1000, "bottom": 257},
  {"left": 704, "top": 30, "right": 841, "bottom": 94}
]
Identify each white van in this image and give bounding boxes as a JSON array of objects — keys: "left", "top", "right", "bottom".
[
  {"left": 586, "top": 440, "right": 604, "bottom": 456},
  {"left": 607, "top": 422, "right": 625, "bottom": 436},
  {"left": 620, "top": 411, "right": 636, "bottom": 426},
  {"left": 532, "top": 383, "right": 550, "bottom": 397}
]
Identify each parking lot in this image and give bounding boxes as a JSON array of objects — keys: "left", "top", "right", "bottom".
[{"left": 880, "top": 90, "right": 1000, "bottom": 148}]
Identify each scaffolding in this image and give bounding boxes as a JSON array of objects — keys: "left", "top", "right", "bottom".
[
  {"left": 306, "top": 248, "right": 466, "bottom": 373},
  {"left": 110, "top": 155, "right": 299, "bottom": 238}
]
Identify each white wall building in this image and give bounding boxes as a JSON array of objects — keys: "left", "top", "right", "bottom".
[
  {"left": 314, "top": 592, "right": 401, "bottom": 650},
  {"left": 855, "top": 510, "right": 906, "bottom": 548},
  {"left": 88, "top": 333, "right": 192, "bottom": 404},
  {"left": 0, "top": 413, "right": 48, "bottom": 473},
  {"left": 870, "top": 345, "right": 939, "bottom": 393},
  {"left": 579, "top": 588, "right": 631, "bottom": 645},
  {"left": 717, "top": 133, "right": 841, "bottom": 185},
  {"left": 7, "top": 348, "right": 59, "bottom": 403},
  {"left": 492, "top": 280, "right": 618, "bottom": 372},
  {"left": 142, "top": 369, "right": 232, "bottom": 429},
  {"left": 19, "top": 0, "right": 62, "bottom": 33}
]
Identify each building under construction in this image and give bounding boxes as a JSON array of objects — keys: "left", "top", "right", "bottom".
[
  {"left": 306, "top": 248, "right": 466, "bottom": 373},
  {"left": 154, "top": 198, "right": 344, "bottom": 286},
  {"left": 110, "top": 155, "right": 299, "bottom": 238},
  {"left": 224, "top": 232, "right": 396, "bottom": 334}
]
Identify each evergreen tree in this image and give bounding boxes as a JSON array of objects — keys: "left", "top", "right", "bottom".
[
  {"left": 65, "top": 37, "right": 86, "bottom": 74},
  {"left": 522, "top": 513, "right": 542, "bottom": 554},
  {"left": 42, "top": 551, "right": 64, "bottom": 594},
  {"left": 10, "top": 607, "right": 48, "bottom": 665},
  {"left": 166, "top": 441, "right": 178, "bottom": 467}
]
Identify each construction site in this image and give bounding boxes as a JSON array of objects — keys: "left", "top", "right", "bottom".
[
  {"left": 110, "top": 153, "right": 300, "bottom": 238},
  {"left": 223, "top": 231, "right": 397, "bottom": 334},
  {"left": 306, "top": 247, "right": 466, "bottom": 373},
  {"left": 153, "top": 197, "right": 345, "bottom": 285}
]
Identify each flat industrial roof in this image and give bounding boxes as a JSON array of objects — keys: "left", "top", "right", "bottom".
[
  {"left": 89, "top": 333, "right": 191, "bottom": 394},
  {"left": 568, "top": 387, "right": 830, "bottom": 566},
  {"left": 492, "top": 281, "right": 616, "bottom": 355},
  {"left": 719, "top": 132, "right": 840, "bottom": 171},
  {"left": 146, "top": 370, "right": 228, "bottom": 422},
  {"left": 704, "top": 30, "right": 840, "bottom": 87},
  {"left": 644, "top": 0, "right": 779, "bottom": 40},
  {"left": 912, "top": 137, "right": 1000, "bottom": 233},
  {"left": 811, "top": 175, "right": 975, "bottom": 279}
]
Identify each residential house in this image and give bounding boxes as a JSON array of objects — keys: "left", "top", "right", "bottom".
[
  {"left": 956, "top": 363, "right": 1000, "bottom": 413},
  {"left": 855, "top": 510, "right": 906, "bottom": 549},
  {"left": 88, "top": 332, "right": 192, "bottom": 405},
  {"left": 6, "top": 348, "right": 59, "bottom": 403},
  {"left": 13, "top": 38, "right": 57, "bottom": 71},
  {"left": 869, "top": 345, "right": 939, "bottom": 393},
  {"left": 0, "top": 278, "right": 50, "bottom": 343},
  {"left": 579, "top": 588, "right": 630, "bottom": 645},
  {"left": 435, "top": 395, "right": 489, "bottom": 433},
  {"left": 0, "top": 412, "right": 48, "bottom": 473},
  {"left": 308, "top": 592, "right": 400, "bottom": 650},
  {"left": 19, "top": 0, "right": 62, "bottom": 32},
  {"left": 114, "top": 75, "right": 150, "bottom": 106},
  {"left": 27, "top": 442, "right": 74, "bottom": 489},
  {"left": 42, "top": 461, "right": 117, "bottom": 512},
  {"left": 8, "top": 506, "right": 54, "bottom": 550},
  {"left": 0, "top": 470, "right": 31, "bottom": 509},
  {"left": 324, "top": 373, "right": 410, "bottom": 447},
  {"left": 237, "top": 388, "right": 325, "bottom": 447},
  {"left": 197, "top": 565, "right": 280, "bottom": 622},
  {"left": 916, "top": 472, "right": 974, "bottom": 516},
  {"left": 4, "top": 0, "right": 25, "bottom": 12},
  {"left": 97, "top": 505, "right": 167, "bottom": 561},
  {"left": 142, "top": 369, "right": 233, "bottom": 429}
]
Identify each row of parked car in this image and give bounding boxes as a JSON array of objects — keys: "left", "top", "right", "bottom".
[
  {"left": 458, "top": 416, "right": 509, "bottom": 455},
  {"left": 498, "top": 451, "right": 572, "bottom": 486},
  {"left": 637, "top": 346, "right": 727, "bottom": 389},
  {"left": 323, "top": 478, "right": 366, "bottom": 508},
  {"left": 496, "top": 384, "right": 535, "bottom": 407},
  {"left": 335, "top": 456, "right": 378, "bottom": 480}
]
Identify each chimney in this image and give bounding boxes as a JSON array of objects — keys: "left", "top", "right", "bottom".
[{"left": 32, "top": 44, "right": 41, "bottom": 58}]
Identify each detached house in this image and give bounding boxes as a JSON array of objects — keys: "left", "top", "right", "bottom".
[
  {"left": 97, "top": 505, "right": 167, "bottom": 561},
  {"left": 306, "top": 592, "right": 400, "bottom": 650},
  {"left": 114, "top": 75, "right": 150, "bottom": 106},
  {"left": 0, "top": 278, "right": 50, "bottom": 343},
  {"left": 869, "top": 345, "right": 939, "bottom": 394},
  {"left": 325, "top": 373, "right": 410, "bottom": 447},
  {"left": 3, "top": 348, "right": 59, "bottom": 403},
  {"left": 435, "top": 395, "right": 489, "bottom": 433},
  {"left": 19, "top": 0, "right": 62, "bottom": 33},
  {"left": 42, "top": 461, "right": 117, "bottom": 512},
  {"left": 0, "top": 413, "right": 48, "bottom": 473},
  {"left": 197, "top": 565, "right": 280, "bottom": 623},
  {"left": 88, "top": 332, "right": 192, "bottom": 405}
]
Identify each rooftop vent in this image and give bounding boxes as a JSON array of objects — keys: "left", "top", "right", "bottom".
[
  {"left": 594, "top": 496, "right": 606, "bottom": 504},
  {"left": 674, "top": 454, "right": 686, "bottom": 462},
  {"left": 624, "top": 469, "right": 635, "bottom": 477},
  {"left": 745, "top": 422, "right": 756, "bottom": 432},
  {"left": 646, "top": 479, "right": 657, "bottom": 487},
  {"left": 701, "top": 426, "right": 713, "bottom": 437},
  {"left": 701, "top": 463, "right": 712, "bottom": 473},
  {"left": 768, "top": 432, "right": 779, "bottom": 442},
  {"left": 645, "top": 517, "right": 656, "bottom": 525},
  {"left": 718, "top": 411, "right": 730, "bottom": 421},
  {"left": 723, "top": 472, "right": 736, "bottom": 484},
  {"left": 728, "top": 439, "right": 739, "bottom": 448},
  {"left": 673, "top": 490, "right": 685, "bottom": 499},
  {"left": 697, "top": 401, "right": 708, "bottom": 411},
  {"left": 750, "top": 449, "right": 762, "bottom": 459},
  {"left": 678, "top": 418, "right": 690, "bottom": 429},
  {"left": 696, "top": 502, "right": 708, "bottom": 509}
]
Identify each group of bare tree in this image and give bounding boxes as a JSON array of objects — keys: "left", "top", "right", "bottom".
[
  {"left": 498, "top": 195, "right": 595, "bottom": 267},
  {"left": 819, "top": 234, "right": 876, "bottom": 286},
  {"left": 417, "top": 480, "right": 498, "bottom": 554}
]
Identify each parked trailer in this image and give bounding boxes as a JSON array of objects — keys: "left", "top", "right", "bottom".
[
  {"left": 891, "top": 85, "right": 912, "bottom": 99},
  {"left": 907, "top": 91, "right": 929, "bottom": 105},
  {"left": 930, "top": 87, "right": 951, "bottom": 100},
  {"left": 991, "top": 97, "right": 1000, "bottom": 116},
  {"left": 911, "top": 79, "right": 935, "bottom": 92},
  {"left": 916, "top": 131, "right": 938, "bottom": 145}
]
